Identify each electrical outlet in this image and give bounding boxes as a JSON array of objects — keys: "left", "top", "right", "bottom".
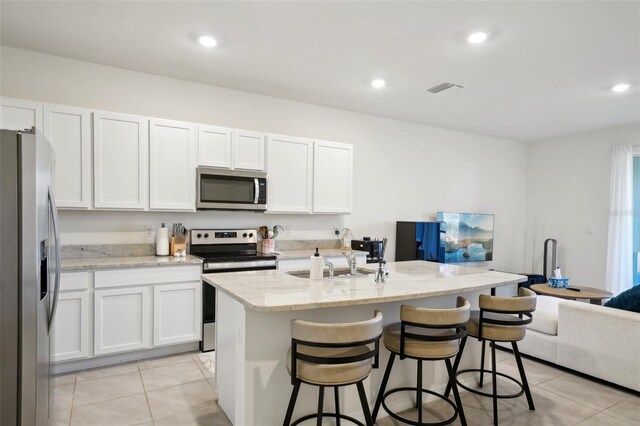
[
  {"left": 144, "top": 225, "right": 154, "bottom": 237},
  {"left": 285, "top": 226, "right": 292, "bottom": 237},
  {"left": 334, "top": 227, "right": 341, "bottom": 236}
]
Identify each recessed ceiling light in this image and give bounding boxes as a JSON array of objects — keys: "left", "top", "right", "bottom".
[
  {"left": 612, "top": 83, "right": 630, "bottom": 93},
  {"left": 371, "top": 79, "right": 386, "bottom": 88},
  {"left": 198, "top": 35, "right": 218, "bottom": 48},
  {"left": 467, "top": 32, "right": 488, "bottom": 44}
]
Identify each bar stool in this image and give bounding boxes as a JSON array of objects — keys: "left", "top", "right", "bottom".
[
  {"left": 283, "top": 311, "right": 383, "bottom": 426},
  {"left": 372, "top": 298, "right": 470, "bottom": 426},
  {"left": 445, "top": 288, "right": 537, "bottom": 426}
]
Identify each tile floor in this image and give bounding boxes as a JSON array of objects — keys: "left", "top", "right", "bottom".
[{"left": 50, "top": 350, "right": 639, "bottom": 425}]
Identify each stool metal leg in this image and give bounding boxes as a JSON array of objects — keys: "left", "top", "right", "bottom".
[
  {"left": 372, "top": 352, "right": 396, "bottom": 421},
  {"left": 317, "top": 385, "right": 324, "bottom": 426},
  {"left": 283, "top": 380, "right": 301, "bottom": 426},
  {"left": 356, "top": 381, "right": 374, "bottom": 426},
  {"left": 512, "top": 342, "right": 535, "bottom": 411},
  {"left": 444, "top": 335, "right": 467, "bottom": 398},
  {"left": 417, "top": 359, "right": 423, "bottom": 424},
  {"left": 479, "top": 340, "right": 487, "bottom": 387},
  {"left": 491, "top": 342, "right": 498, "bottom": 426},
  {"left": 445, "top": 358, "right": 467, "bottom": 426},
  {"left": 334, "top": 386, "right": 341, "bottom": 426}
]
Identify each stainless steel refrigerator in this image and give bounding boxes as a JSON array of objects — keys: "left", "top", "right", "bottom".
[{"left": 1, "top": 128, "right": 61, "bottom": 425}]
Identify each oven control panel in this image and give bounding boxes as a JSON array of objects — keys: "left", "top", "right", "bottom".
[{"left": 190, "top": 229, "right": 258, "bottom": 245}]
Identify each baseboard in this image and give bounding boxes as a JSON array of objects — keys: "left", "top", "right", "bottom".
[{"left": 51, "top": 342, "right": 200, "bottom": 374}]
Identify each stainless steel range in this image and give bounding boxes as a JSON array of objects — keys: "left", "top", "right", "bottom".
[{"left": 190, "top": 229, "right": 277, "bottom": 351}]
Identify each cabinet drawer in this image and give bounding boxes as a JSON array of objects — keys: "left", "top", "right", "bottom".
[
  {"left": 94, "top": 266, "right": 201, "bottom": 289},
  {"left": 60, "top": 271, "right": 91, "bottom": 291}
]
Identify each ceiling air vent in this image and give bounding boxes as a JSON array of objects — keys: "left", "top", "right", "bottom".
[{"left": 425, "top": 82, "right": 463, "bottom": 94}]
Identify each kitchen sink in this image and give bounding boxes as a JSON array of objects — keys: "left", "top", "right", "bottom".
[{"left": 287, "top": 267, "right": 373, "bottom": 279}]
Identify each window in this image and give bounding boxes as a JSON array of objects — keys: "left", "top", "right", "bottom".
[{"left": 634, "top": 156, "right": 640, "bottom": 286}]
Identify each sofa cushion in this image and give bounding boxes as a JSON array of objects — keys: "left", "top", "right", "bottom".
[
  {"left": 527, "top": 295, "right": 561, "bottom": 336},
  {"left": 604, "top": 285, "right": 640, "bottom": 313}
]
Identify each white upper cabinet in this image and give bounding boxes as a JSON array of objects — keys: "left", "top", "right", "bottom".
[
  {"left": 1, "top": 97, "right": 43, "bottom": 131},
  {"left": 198, "top": 126, "right": 265, "bottom": 171},
  {"left": 44, "top": 104, "right": 91, "bottom": 209},
  {"left": 313, "top": 140, "right": 353, "bottom": 213},
  {"left": 93, "top": 111, "right": 148, "bottom": 210},
  {"left": 267, "top": 134, "right": 313, "bottom": 213},
  {"left": 233, "top": 130, "right": 265, "bottom": 171},
  {"left": 198, "top": 125, "right": 232, "bottom": 168},
  {"left": 149, "top": 118, "right": 197, "bottom": 211}
]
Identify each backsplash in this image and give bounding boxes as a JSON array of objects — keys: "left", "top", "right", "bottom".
[
  {"left": 61, "top": 244, "right": 155, "bottom": 259},
  {"left": 61, "top": 240, "right": 340, "bottom": 259}
]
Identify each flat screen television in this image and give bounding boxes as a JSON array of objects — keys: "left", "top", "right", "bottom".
[{"left": 436, "top": 212, "right": 494, "bottom": 262}]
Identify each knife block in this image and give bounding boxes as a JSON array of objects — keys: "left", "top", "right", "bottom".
[{"left": 170, "top": 235, "right": 187, "bottom": 256}]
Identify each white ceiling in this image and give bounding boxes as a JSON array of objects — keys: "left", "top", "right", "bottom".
[{"left": 1, "top": 1, "right": 639, "bottom": 142}]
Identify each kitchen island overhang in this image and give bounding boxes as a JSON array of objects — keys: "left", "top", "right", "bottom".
[{"left": 203, "top": 261, "right": 527, "bottom": 425}]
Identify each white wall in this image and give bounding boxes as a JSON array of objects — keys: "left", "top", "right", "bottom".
[
  {"left": 1, "top": 47, "right": 528, "bottom": 271},
  {"left": 525, "top": 123, "right": 640, "bottom": 288}
]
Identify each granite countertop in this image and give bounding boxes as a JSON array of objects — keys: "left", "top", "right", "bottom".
[
  {"left": 202, "top": 260, "right": 527, "bottom": 312},
  {"left": 61, "top": 255, "right": 203, "bottom": 271},
  {"left": 272, "top": 248, "right": 366, "bottom": 260}
]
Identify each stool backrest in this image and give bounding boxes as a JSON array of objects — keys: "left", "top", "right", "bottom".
[
  {"left": 477, "top": 288, "right": 537, "bottom": 339},
  {"left": 290, "top": 311, "right": 383, "bottom": 383},
  {"left": 398, "top": 297, "right": 470, "bottom": 359}
]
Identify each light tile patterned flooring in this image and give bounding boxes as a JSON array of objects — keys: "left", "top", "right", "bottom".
[{"left": 51, "top": 349, "right": 639, "bottom": 425}]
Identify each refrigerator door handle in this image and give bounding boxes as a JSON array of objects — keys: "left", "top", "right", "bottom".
[{"left": 48, "top": 187, "right": 61, "bottom": 333}]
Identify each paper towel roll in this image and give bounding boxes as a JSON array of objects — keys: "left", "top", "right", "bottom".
[{"left": 155, "top": 227, "right": 169, "bottom": 256}]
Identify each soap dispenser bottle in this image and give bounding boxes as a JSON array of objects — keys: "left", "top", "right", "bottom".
[{"left": 309, "top": 248, "right": 325, "bottom": 280}]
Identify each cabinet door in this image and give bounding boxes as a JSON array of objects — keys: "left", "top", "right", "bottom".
[
  {"left": 52, "top": 291, "right": 90, "bottom": 362},
  {"left": 266, "top": 135, "right": 313, "bottom": 213},
  {"left": 93, "top": 111, "right": 148, "bottom": 209},
  {"left": 94, "top": 286, "right": 152, "bottom": 355},
  {"left": 198, "top": 125, "right": 232, "bottom": 168},
  {"left": 153, "top": 282, "right": 202, "bottom": 346},
  {"left": 233, "top": 130, "right": 265, "bottom": 171},
  {"left": 313, "top": 140, "right": 353, "bottom": 213},
  {"left": 149, "top": 119, "right": 197, "bottom": 211},
  {"left": 0, "top": 97, "right": 43, "bottom": 131},
  {"left": 44, "top": 104, "right": 91, "bottom": 209}
]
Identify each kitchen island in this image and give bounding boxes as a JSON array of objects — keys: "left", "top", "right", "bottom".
[{"left": 202, "top": 261, "right": 526, "bottom": 425}]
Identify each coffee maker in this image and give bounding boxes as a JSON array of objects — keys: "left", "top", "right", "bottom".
[{"left": 351, "top": 237, "right": 385, "bottom": 264}]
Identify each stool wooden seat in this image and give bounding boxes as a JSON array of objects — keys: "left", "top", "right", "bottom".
[
  {"left": 283, "top": 311, "right": 383, "bottom": 426},
  {"left": 445, "top": 288, "right": 537, "bottom": 426},
  {"left": 372, "top": 298, "right": 470, "bottom": 426}
]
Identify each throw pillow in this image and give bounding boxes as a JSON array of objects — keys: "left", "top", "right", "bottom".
[{"left": 604, "top": 285, "right": 640, "bottom": 313}]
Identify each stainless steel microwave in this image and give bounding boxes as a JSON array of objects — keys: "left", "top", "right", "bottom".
[{"left": 196, "top": 168, "right": 267, "bottom": 211}]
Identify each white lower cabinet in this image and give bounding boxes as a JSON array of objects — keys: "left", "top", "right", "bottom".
[
  {"left": 52, "top": 291, "right": 90, "bottom": 362},
  {"left": 94, "top": 286, "right": 152, "bottom": 356},
  {"left": 153, "top": 282, "right": 202, "bottom": 346}
]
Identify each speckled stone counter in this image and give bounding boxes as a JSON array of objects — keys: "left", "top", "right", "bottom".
[
  {"left": 210, "top": 261, "right": 527, "bottom": 425},
  {"left": 203, "top": 260, "right": 526, "bottom": 312},
  {"left": 272, "top": 248, "right": 365, "bottom": 259},
  {"left": 61, "top": 255, "right": 202, "bottom": 271}
]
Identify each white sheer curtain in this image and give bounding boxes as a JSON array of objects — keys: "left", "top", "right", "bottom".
[{"left": 605, "top": 145, "right": 634, "bottom": 294}]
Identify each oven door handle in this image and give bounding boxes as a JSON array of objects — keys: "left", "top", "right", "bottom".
[
  {"left": 204, "top": 260, "right": 277, "bottom": 271},
  {"left": 254, "top": 178, "right": 259, "bottom": 204}
]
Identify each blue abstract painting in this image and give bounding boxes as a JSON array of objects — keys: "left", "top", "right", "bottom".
[{"left": 436, "top": 212, "right": 494, "bottom": 263}]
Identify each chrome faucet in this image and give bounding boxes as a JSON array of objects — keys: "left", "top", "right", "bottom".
[
  {"left": 325, "top": 260, "right": 335, "bottom": 280},
  {"left": 343, "top": 252, "right": 358, "bottom": 275}
]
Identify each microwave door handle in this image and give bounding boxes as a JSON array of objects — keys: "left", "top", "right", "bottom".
[{"left": 254, "top": 178, "right": 259, "bottom": 204}]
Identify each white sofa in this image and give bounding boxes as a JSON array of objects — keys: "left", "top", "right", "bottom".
[{"left": 500, "top": 295, "right": 640, "bottom": 392}]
